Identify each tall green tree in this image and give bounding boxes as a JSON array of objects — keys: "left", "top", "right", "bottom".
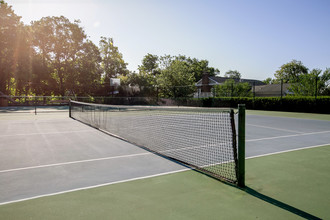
[
  {"left": 170, "top": 55, "right": 219, "bottom": 81},
  {"left": 185, "top": 57, "right": 219, "bottom": 82},
  {"left": 125, "top": 71, "right": 155, "bottom": 96},
  {"left": 157, "top": 60, "right": 195, "bottom": 98},
  {"left": 13, "top": 24, "right": 33, "bottom": 96},
  {"left": 0, "top": 1, "right": 21, "bottom": 94},
  {"left": 274, "top": 60, "right": 308, "bottom": 83},
  {"left": 99, "top": 37, "right": 128, "bottom": 81},
  {"left": 290, "top": 68, "right": 330, "bottom": 96},
  {"left": 125, "top": 54, "right": 220, "bottom": 97},
  {"left": 263, "top": 77, "right": 273, "bottom": 84},
  {"left": 214, "top": 79, "right": 251, "bottom": 97},
  {"left": 73, "top": 40, "right": 102, "bottom": 95},
  {"left": 31, "top": 53, "right": 55, "bottom": 95},
  {"left": 138, "top": 53, "right": 159, "bottom": 75},
  {"left": 31, "top": 16, "right": 87, "bottom": 96},
  {"left": 225, "top": 70, "right": 241, "bottom": 79},
  {"left": 320, "top": 68, "right": 330, "bottom": 95}
]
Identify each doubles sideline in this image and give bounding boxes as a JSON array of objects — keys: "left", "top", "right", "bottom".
[{"left": 1, "top": 143, "right": 329, "bottom": 206}]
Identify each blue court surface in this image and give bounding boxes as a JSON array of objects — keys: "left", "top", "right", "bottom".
[{"left": 0, "top": 110, "right": 329, "bottom": 206}]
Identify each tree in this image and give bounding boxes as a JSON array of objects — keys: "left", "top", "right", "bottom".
[
  {"left": 31, "top": 53, "right": 55, "bottom": 96},
  {"left": 263, "top": 77, "right": 272, "bottom": 84},
  {"left": 126, "top": 71, "right": 155, "bottom": 96},
  {"left": 0, "top": 1, "right": 21, "bottom": 94},
  {"left": 31, "top": 16, "right": 87, "bottom": 96},
  {"left": 99, "top": 37, "right": 128, "bottom": 81},
  {"left": 320, "top": 68, "right": 330, "bottom": 95},
  {"left": 186, "top": 57, "right": 219, "bottom": 81},
  {"left": 126, "top": 54, "right": 220, "bottom": 98},
  {"left": 158, "top": 54, "right": 174, "bottom": 70},
  {"left": 214, "top": 79, "right": 251, "bottom": 97},
  {"left": 289, "top": 68, "right": 330, "bottom": 96},
  {"left": 157, "top": 60, "right": 196, "bottom": 98},
  {"left": 13, "top": 24, "right": 33, "bottom": 96},
  {"left": 138, "top": 53, "right": 159, "bottom": 75},
  {"left": 262, "top": 77, "right": 279, "bottom": 84},
  {"left": 73, "top": 40, "right": 102, "bottom": 95},
  {"left": 274, "top": 60, "right": 308, "bottom": 83},
  {"left": 225, "top": 70, "right": 241, "bottom": 79}
]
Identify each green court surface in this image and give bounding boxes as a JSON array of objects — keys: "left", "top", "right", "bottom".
[
  {"left": 247, "top": 109, "right": 330, "bottom": 121},
  {"left": 1, "top": 145, "right": 329, "bottom": 219}
]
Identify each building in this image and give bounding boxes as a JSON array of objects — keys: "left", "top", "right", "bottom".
[
  {"left": 195, "top": 73, "right": 265, "bottom": 98},
  {"left": 254, "top": 83, "right": 292, "bottom": 97}
]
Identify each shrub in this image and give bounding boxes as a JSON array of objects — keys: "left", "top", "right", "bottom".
[{"left": 194, "top": 97, "right": 330, "bottom": 113}]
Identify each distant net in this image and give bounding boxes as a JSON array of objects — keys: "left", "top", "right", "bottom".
[{"left": 70, "top": 100, "right": 239, "bottom": 184}]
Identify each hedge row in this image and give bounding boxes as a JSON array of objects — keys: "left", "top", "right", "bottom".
[{"left": 178, "top": 97, "right": 330, "bottom": 114}]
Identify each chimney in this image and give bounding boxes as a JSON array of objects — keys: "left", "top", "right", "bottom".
[{"left": 201, "top": 72, "right": 211, "bottom": 92}]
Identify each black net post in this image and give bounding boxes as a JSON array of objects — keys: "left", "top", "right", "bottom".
[{"left": 237, "top": 104, "right": 245, "bottom": 187}]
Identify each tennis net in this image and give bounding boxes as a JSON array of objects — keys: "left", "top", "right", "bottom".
[{"left": 69, "top": 100, "right": 243, "bottom": 185}]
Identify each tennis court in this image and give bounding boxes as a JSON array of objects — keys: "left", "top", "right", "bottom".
[{"left": 0, "top": 106, "right": 329, "bottom": 219}]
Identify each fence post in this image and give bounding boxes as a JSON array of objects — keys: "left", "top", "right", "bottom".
[
  {"left": 315, "top": 76, "right": 318, "bottom": 100},
  {"left": 34, "top": 96, "right": 37, "bottom": 115},
  {"left": 253, "top": 82, "right": 255, "bottom": 109},
  {"left": 280, "top": 79, "right": 283, "bottom": 99},
  {"left": 69, "top": 99, "right": 72, "bottom": 118},
  {"left": 238, "top": 104, "right": 245, "bottom": 187}
]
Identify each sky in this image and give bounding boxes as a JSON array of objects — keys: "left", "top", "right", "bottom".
[{"left": 5, "top": 0, "right": 330, "bottom": 80}]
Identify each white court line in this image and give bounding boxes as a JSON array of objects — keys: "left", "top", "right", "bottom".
[
  {"left": 247, "top": 123, "right": 304, "bottom": 134},
  {"left": 1, "top": 143, "right": 329, "bottom": 206},
  {"left": 246, "top": 130, "right": 330, "bottom": 142},
  {"left": 0, "top": 152, "right": 152, "bottom": 173},
  {"left": 0, "top": 168, "right": 189, "bottom": 206},
  {"left": 0, "top": 130, "right": 92, "bottom": 138},
  {"left": 246, "top": 143, "right": 330, "bottom": 159}
]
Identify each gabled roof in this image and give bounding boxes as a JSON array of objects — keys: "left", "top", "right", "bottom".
[
  {"left": 254, "top": 83, "right": 291, "bottom": 93},
  {"left": 196, "top": 76, "right": 265, "bottom": 86}
]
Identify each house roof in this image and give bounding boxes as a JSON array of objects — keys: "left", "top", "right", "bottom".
[
  {"left": 254, "top": 83, "right": 291, "bottom": 93},
  {"left": 196, "top": 76, "right": 265, "bottom": 86}
]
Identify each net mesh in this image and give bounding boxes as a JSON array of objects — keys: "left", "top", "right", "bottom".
[{"left": 70, "top": 100, "right": 238, "bottom": 184}]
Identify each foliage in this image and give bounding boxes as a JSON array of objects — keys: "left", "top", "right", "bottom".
[
  {"left": 31, "top": 16, "right": 87, "bottom": 95},
  {"left": 262, "top": 77, "right": 278, "bottom": 84},
  {"left": 289, "top": 69, "right": 319, "bottom": 96},
  {"left": 74, "top": 40, "right": 102, "bottom": 95},
  {"left": 195, "top": 97, "right": 330, "bottom": 113},
  {"left": 99, "top": 37, "right": 128, "bottom": 80},
  {"left": 274, "top": 60, "right": 308, "bottom": 83},
  {"left": 0, "top": 1, "right": 21, "bottom": 94},
  {"left": 126, "top": 54, "right": 220, "bottom": 98},
  {"left": 1, "top": 2, "right": 118, "bottom": 97},
  {"left": 224, "top": 70, "right": 241, "bottom": 79},
  {"left": 181, "top": 56, "right": 219, "bottom": 81},
  {"left": 214, "top": 79, "right": 252, "bottom": 97},
  {"left": 2, "top": 1, "right": 329, "bottom": 101},
  {"left": 125, "top": 72, "right": 155, "bottom": 96},
  {"left": 157, "top": 60, "right": 196, "bottom": 98},
  {"left": 319, "top": 68, "right": 330, "bottom": 95},
  {"left": 138, "top": 53, "right": 159, "bottom": 75}
]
